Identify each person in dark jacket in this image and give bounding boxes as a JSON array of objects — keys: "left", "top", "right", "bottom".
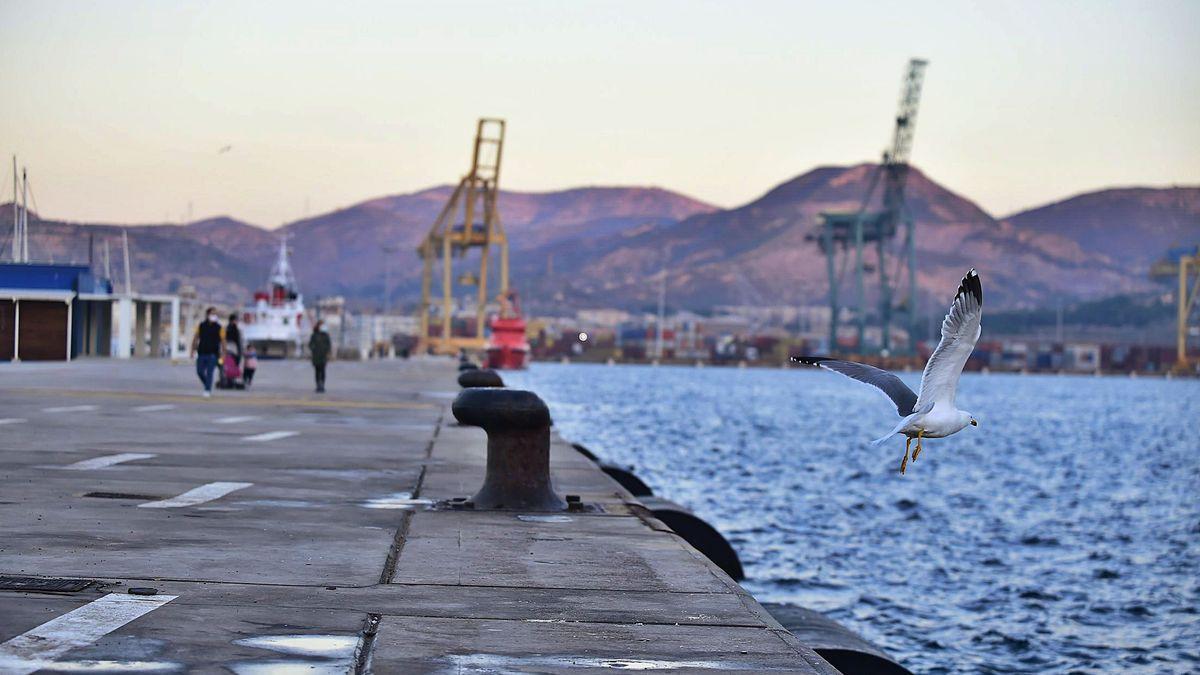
[
  {"left": 189, "top": 307, "right": 225, "bottom": 398},
  {"left": 308, "top": 320, "right": 332, "bottom": 393},
  {"left": 225, "top": 313, "right": 244, "bottom": 366}
]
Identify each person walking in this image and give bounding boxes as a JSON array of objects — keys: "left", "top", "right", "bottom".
[
  {"left": 190, "top": 307, "right": 225, "bottom": 398},
  {"left": 308, "top": 320, "right": 332, "bottom": 393}
]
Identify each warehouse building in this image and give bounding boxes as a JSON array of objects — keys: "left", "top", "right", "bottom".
[{"left": 0, "top": 263, "right": 180, "bottom": 361}]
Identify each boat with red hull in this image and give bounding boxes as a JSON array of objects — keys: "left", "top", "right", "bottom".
[{"left": 485, "top": 291, "right": 529, "bottom": 370}]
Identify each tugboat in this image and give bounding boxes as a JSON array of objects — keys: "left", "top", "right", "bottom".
[
  {"left": 485, "top": 290, "right": 529, "bottom": 369},
  {"left": 242, "top": 237, "right": 307, "bottom": 358}
]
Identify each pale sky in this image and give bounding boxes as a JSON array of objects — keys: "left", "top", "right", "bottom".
[{"left": 1, "top": 0, "right": 1197, "bottom": 227}]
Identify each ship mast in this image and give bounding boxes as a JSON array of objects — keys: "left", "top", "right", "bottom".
[{"left": 269, "top": 235, "right": 297, "bottom": 292}]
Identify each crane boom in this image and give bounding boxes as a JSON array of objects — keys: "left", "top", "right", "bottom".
[{"left": 887, "top": 59, "right": 928, "bottom": 166}]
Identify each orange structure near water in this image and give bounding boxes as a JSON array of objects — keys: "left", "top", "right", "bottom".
[{"left": 485, "top": 291, "right": 529, "bottom": 369}]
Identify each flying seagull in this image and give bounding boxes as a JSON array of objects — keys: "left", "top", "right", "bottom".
[{"left": 792, "top": 269, "right": 982, "bottom": 474}]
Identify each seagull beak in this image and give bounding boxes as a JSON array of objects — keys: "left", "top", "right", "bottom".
[{"left": 970, "top": 419, "right": 978, "bottom": 427}]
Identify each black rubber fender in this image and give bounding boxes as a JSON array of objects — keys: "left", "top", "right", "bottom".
[
  {"left": 762, "top": 603, "right": 912, "bottom": 675},
  {"left": 570, "top": 442, "right": 600, "bottom": 463},
  {"left": 600, "top": 463, "right": 654, "bottom": 497},
  {"left": 639, "top": 496, "right": 744, "bottom": 581}
]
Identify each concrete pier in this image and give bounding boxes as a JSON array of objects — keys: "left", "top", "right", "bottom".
[{"left": 0, "top": 359, "right": 836, "bottom": 673}]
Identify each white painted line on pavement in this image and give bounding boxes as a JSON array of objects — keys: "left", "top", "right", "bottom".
[
  {"left": 59, "top": 453, "right": 157, "bottom": 471},
  {"left": 41, "top": 405, "right": 98, "bottom": 413},
  {"left": 0, "top": 593, "right": 177, "bottom": 675},
  {"left": 242, "top": 430, "right": 299, "bottom": 442},
  {"left": 132, "top": 404, "right": 176, "bottom": 412},
  {"left": 138, "top": 481, "right": 253, "bottom": 509},
  {"left": 0, "top": 418, "right": 27, "bottom": 425},
  {"left": 214, "top": 415, "right": 258, "bottom": 424}
]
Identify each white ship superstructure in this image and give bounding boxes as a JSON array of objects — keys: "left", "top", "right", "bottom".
[{"left": 242, "top": 237, "right": 307, "bottom": 357}]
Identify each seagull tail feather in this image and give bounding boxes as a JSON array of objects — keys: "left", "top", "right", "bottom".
[
  {"left": 870, "top": 432, "right": 896, "bottom": 447},
  {"left": 872, "top": 414, "right": 915, "bottom": 446}
]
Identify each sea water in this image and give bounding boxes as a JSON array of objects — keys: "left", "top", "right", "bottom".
[{"left": 505, "top": 363, "right": 1200, "bottom": 674}]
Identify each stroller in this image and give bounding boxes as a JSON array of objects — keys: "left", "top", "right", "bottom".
[{"left": 216, "top": 353, "right": 245, "bottom": 390}]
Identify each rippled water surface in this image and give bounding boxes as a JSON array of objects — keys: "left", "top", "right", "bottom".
[{"left": 505, "top": 364, "right": 1200, "bottom": 674}]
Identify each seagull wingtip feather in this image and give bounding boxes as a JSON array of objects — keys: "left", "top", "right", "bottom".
[{"left": 957, "top": 268, "right": 983, "bottom": 306}]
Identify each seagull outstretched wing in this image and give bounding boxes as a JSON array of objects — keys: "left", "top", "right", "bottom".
[
  {"left": 914, "top": 268, "right": 983, "bottom": 410},
  {"left": 791, "top": 356, "right": 917, "bottom": 417}
]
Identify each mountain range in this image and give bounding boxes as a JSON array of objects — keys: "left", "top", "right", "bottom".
[{"left": 1, "top": 167, "right": 1195, "bottom": 314}]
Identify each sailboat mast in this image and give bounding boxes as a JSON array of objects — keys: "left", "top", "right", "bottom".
[
  {"left": 122, "top": 229, "right": 133, "bottom": 294},
  {"left": 10, "top": 156, "right": 16, "bottom": 262},
  {"left": 20, "top": 167, "right": 29, "bottom": 262}
]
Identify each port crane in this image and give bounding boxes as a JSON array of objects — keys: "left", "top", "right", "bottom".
[
  {"left": 1151, "top": 246, "right": 1200, "bottom": 372},
  {"left": 416, "top": 118, "right": 510, "bottom": 355},
  {"left": 811, "top": 59, "right": 928, "bottom": 355}
]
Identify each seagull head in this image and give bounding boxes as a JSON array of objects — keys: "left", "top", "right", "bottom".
[{"left": 970, "top": 418, "right": 978, "bottom": 427}]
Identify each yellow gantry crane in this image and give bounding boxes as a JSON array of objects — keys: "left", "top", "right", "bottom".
[
  {"left": 1152, "top": 246, "right": 1200, "bottom": 372},
  {"left": 417, "top": 118, "right": 510, "bottom": 355},
  {"left": 1174, "top": 252, "right": 1199, "bottom": 372}
]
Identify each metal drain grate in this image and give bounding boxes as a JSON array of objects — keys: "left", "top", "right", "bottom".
[
  {"left": 83, "top": 491, "right": 161, "bottom": 500},
  {"left": 0, "top": 575, "right": 95, "bottom": 593}
]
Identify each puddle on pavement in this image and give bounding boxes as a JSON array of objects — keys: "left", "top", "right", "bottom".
[
  {"left": 228, "top": 634, "right": 360, "bottom": 675},
  {"left": 361, "top": 492, "right": 434, "bottom": 510},
  {"left": 233, "top": 634, "right": 359, "bottom": 659},
  {"left": 516, "top": 514, "right": 574, "bottom": 523},
  {"left": 8, "top": 660, "right": 182, "bottom": 672},
  {"left": 227, "top": 660, "right": 351, "bottom": 675}
]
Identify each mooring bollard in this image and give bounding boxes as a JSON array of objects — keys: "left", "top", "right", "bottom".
[
  {"left": 457, "top": 368, "right": 504, "bottom": 388},
  {"left": 451, "top": 388, "right": 567, "bottom": 511}
]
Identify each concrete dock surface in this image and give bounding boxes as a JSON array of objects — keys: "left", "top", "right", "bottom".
[{"left": 0, "top": 358, "right": 837, "bottom": 674}]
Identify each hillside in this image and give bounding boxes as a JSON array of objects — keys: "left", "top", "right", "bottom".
[
  {"left": 0, "top": 185, "right": 717, "bottom": 306},
  {"left": 2, "top": 172, "right": 1191, "bottom": 314},
  {"left": 513, "top": 165, "right": 1149, "bottom": 311},
  {"left": 277, "top": 185, "right": 717, "bottom": 296},
  {"left": 0, "top": 214, "right": 265, "bottom": 304},
  {"left": 1002, "top": 186, "right": 1200, "bottom": 267}
]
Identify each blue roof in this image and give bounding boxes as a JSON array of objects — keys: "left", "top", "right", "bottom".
[{"left": 0, "top": 263, "right": 113, "bottom": 294}]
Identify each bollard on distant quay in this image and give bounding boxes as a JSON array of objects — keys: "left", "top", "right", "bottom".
[
  {"left": 457, "top": 368, "right": 504, "bottom": 388},
  {"left": 451, "top": 388, "right": 567, "bottom": 511}
]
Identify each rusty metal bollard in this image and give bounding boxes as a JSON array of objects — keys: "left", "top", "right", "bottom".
[
  {"left": 451, "top": 388, "right": 566, "bottom": 511},
  {"left": 457, "top": 368, "right": 504, "bottom": 389}
]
